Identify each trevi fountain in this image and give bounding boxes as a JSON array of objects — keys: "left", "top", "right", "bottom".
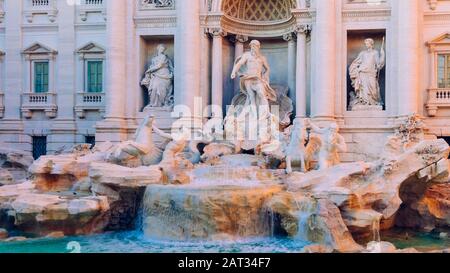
[{"left": 0, "top": 39, "right": 449, "bottom": 254}]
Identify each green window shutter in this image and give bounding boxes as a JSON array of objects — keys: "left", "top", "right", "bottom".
[
  {"left": 34, "top": 62, "right": 49, "bottom": 93},
  {"left": 87, "top": 61, "right": 103, "bottom": 93},
  {"left": 97, "top": 62, "right": 103, "bottom": 93},
  {"left": 43, "top": 62, "right": 49, "bottom": 92}
]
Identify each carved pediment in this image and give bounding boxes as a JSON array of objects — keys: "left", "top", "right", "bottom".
[
  {"left": 427, "top": 33, "right": 450, "bottom": 47},
  {"left": 22, "top": 42, "right": 57, "bottom": 55},
  {"left": 76, "top": 42, "right": 105, "bottom": 54}
]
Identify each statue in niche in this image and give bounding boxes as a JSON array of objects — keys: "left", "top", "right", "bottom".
[
  {"left": 141, "top": 44, "right": 174, "bottom": 108},
  {"left": 349, "top": 38, "right": 385, "bottom": 110},
  {"left": 306, "top": 120, "right": 347, "bottom": 170},
  {"left": 225, "top": 40, "right": 293, "bottom": 150}
]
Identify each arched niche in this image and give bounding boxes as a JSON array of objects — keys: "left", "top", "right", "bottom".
[{"left": 218, "top": 0, "right": 298, "bottom": 38}]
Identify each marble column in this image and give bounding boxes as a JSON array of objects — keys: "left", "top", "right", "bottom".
[
  {"left": 104, "top": 0, "right": 127, "bottom": 121},
  {"left": 210, "top": 28, "right": 227, "bottom": 116},
  {"left": 55, "top": 0, "right": 76, "bottom": 120},
  {"left": 175, "top": 0, "right": 201, "bottom": 116},
  {"left": 96, "top": 0, "right": 128, "bottom": 143},
  {"left": 233, "top": 35, "right": 248, "bottom": 94},
  {"left": 283, "top": 33, "right": 297, "bottom": 110},
  {"left": 397, "top": 0, "right": 420, "bottom": 116},
  {"left": 0, "top": 0, "right": 25, "bottom": 150},
  {"left": 312, "top": 0, "right": 336, "bottom": 120},
  {"left": 3, "top": 0, "right": 22, "bottom": 120},
  {"left": 295, "top": 25, "right": 310, "bottom": 119},
  {"left": 200, "top": 31, "right": 211, "bottom": 114},
  {"left": 48, "top": 0, "right": 76, "bottom": 152}
]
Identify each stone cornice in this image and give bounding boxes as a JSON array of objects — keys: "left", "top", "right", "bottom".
[
  {"left": 291, "top": 8, "right": 314, "bottom": 22},
  {"left": 424, "top": 12, "right": 450, "bottom": 22},
  {"left": 200, "top": 13, "right": 223, "bottom": 27},
  {"left": 342, "top": 8, "right": 391, "bottom": 22}
]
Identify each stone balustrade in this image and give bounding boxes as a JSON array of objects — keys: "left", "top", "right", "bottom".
[
  {"left": 21, "top": 92, "right": 57, "bottom": 119},
  {"left": 426, "top": 88, "right": 450, "bottom": 116},
  {"left": 78, "top": 0, "right": 106, "bottom": 21},
  {"left": 75, "top": 92, "right": 105, "bottom": 119},
  {"left": 24, "top": 0, "right": 57, "bottom": 23}
]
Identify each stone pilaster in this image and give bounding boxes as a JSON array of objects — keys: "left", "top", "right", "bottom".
[
  {"left": 295, "top": 24, "right": 311, "bottom": 119},
  {"left": 209, "top": 28, "right": 227, "bottom": 116},
  {"left": 48, "top": 1, "right": 77, "bottom": 152},
  {"left": 0, "top": 0, "right": 26, "bottom": 150},
  {"left": 3, "top": 0, "right": 22, "bottom": 121},
  {"left": 311, "top": 0, "right": 336, "bottom": 121},
  {"left": 174, "top": 0, "right": 201, "bottom": 119},
  {"left": 283, "top": 32, "right": 297, "bottom": 109},
  {"left": 96, "top": 0, "right": 128, "bottom": 143},
  {"left": 233, "top": 35, "right": 248, "bottom": 95},
  {"left": 397, "top": 0, "right": 420, "bottom": 117}
]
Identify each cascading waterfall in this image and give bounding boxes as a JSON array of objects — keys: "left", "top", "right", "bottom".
[
  {"left": 372, "top": 217, "right": 381, "bottom": 243},
  {"left": 367, "top": 214, "right": 383, "bottom": 253},
  {"left": 285, "top": 191, "right": 317, "bottom": 242}
]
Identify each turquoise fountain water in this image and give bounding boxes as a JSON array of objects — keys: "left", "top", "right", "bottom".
[
  {"left": 0, "top": 231, "right": 310, "bottom": 253},
  {"left": 0, "top": 229, "right": 448, "bottom": 253}
]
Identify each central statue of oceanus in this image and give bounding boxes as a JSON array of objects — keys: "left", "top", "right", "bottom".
[{"left": 224, "top": 40, "right": 293, "bottom": 150}]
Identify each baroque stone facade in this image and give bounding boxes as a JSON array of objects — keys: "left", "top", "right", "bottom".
[{"left": 0, "top": 0, "right": 449, "bottom": 162}]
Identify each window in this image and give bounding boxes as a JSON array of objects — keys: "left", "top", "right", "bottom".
[
  {"left": 32, "top": 136, "right": 47, "bottom": 160},
  {"left": 85, "top": 135, "right": 96, "bottom": 147},
  {"left": 438, "top": 54, "right": 450, "bottom": 88},
  {"left": 34, "top": 61, "right": 49, "bottom": 93},
  {"left": 87, "top": 60, "right": 103, "bottom": 93}
]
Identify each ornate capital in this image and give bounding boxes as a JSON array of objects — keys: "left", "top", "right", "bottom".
[
  {"left": 283, "top": 33, "right": 296, "bottom": 42},
  {"left": 295, "top": 24, "right": 312, "bottom": 35},
  {"left": 428, "top": 0, "right": 438, "bottom": 10},
  {"left": 208, "top": 28, "right": 227, "bottom": 38},
  {"left": 235, "top": 35, "right": 249, "bottom": 44}
]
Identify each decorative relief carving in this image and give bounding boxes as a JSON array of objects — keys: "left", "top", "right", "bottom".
[
  {"left": 282, "top": 32, "right": 296, "bottom": 42},
  {"left": 342, "top": 9, "right": 391, "bottom": 22},
  {"left": 294, "top": 24, "right": 311, "bottom": 35},
  {"left": 222, "top": 0, "right": 295, "bottom": 22},
  {"left": 140, "top": 0, "right": 175, "bottom": 10},
  {"left": 428, "top": 0, "right": 438, "bottom": 10},
  {"left": 235, "top": 35, "right": 249, "bottom": 44},
  {"left": 134, "top": 16, "right": 177, "bottom": 29}
]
